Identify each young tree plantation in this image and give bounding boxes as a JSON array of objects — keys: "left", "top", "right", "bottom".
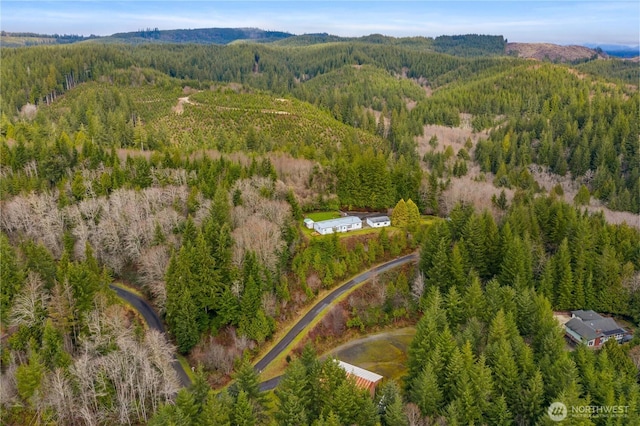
[{"left": 0, "top": 30, "right": 638, "bottom": 425}]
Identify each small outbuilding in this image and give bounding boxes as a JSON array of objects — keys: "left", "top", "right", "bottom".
[
  {"left": 313, "top": 216, "right": 362, "bottom": 235},
  {"left": 303, "top": 218, "right": 315, "bottom": 229},
  {"left": 366, "top": 216, "right": 391, "bottom": 228},
  {"left": 337, "top": 360, "right": 383, "bottom": 398}
]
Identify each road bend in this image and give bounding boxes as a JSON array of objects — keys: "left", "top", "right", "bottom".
[
  {"left": 255, "top": 252, "right": 419, "bottom": 390},
  {"left": 111, "top": 252, "right": 418, "bottom": 391},
  {"left": 109, "top": 285, "right": 192, "bottom": 388}
]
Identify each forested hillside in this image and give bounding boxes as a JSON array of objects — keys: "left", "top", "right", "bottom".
[{"left": 1, "top": 35, "right": 638, "bottom": 425}]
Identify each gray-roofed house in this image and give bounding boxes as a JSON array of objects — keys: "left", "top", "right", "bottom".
[
  {"left": 564, "top": 310, "right": 630, "bottom": 348},
  {"left": 313, "top": 216, "right": 362, "bottom": 235},
  {"left": 366, "top": 216, "right": 391, "bottom": 228}
]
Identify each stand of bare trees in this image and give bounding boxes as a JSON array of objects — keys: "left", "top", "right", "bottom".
[
  {"left": 231, "top": 177, "right": 291, "bottom": 272},
  {"left": 1, "top": 295, "right": 179, "bottom": 425},
  {"left": 1, "top": 192, "right": 65, "bottom": 257},
  {"left": 1, "top": 186, "right": 190, "bottom": 273}
]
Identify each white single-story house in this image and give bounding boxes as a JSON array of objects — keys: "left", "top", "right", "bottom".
[
  {"left": 313, "top": 216, "right": 362, "bottom": 235},
  {"left": 366, "top": 216, "right": 391, "bottom": 228},
  {"left": 303, "top": 218, "right": 315, "bottom": 229}
]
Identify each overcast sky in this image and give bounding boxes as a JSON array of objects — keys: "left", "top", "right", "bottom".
[{"left": 2, "top": 1, "right": 638, "bottom": 45}]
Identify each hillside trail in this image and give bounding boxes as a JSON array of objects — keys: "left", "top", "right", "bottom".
[
  {"left": 172, "top": 95, "right": 197, "bottom": 114},
  {"left": 172, "top": 92, "right": 291, "bottom": 115}
]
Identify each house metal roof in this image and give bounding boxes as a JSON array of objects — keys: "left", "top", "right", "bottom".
[
  {"left": 368, "top": 216, "right": 390, "bottom": 223},
  {"left": 566, "top": 318, "right": 600, "bottom": 340},
  {"left": 565, "top": 312, "right": 627, "bottom": 341},
  {"left": 571, "top": 310, "right": 604, "bottom": 321},
  {"left": 314, "top": 216, "right": 361, "bottom": 230},
  {"left": 337, "top": 361, "right": 383, "bottom": 387},
  {"left": 588, "top": 318, "right": 626, "bottom": 335}
]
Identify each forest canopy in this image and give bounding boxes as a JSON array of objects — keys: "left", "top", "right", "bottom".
[{"left": 1, "top": 33, "right": 638, "bottom": 425}]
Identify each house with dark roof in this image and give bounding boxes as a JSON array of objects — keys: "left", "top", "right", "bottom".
[{"left": 564, "top": 310, "right": 631, "bottom": 348}]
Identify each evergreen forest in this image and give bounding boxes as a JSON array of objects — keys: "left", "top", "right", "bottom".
[{"left": 0, "top": 32, "right": 638, "bottom": 425}]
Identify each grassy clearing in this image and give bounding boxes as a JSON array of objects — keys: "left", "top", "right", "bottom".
[
  {"left": 177, "top": 355, "right": 195, "bottom": 382},
  {"left": 301, "top": 225, "right": 399, "bottom": 240},
  {"left": 305, "top": 211, "right": 341, "bottom": 221},
  {"left": 326, "top": 328, "right": 416, "bottom": 385},
  {"left": 336, "top": 225, "right": 399, "bottom": 239}
]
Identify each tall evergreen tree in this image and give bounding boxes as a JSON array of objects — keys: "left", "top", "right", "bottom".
[
  {"left": 445, "top": 286, "right": 463, "bottom": 328},
  {"left": 391, "top": 198, "right": 409, "bottom": 227},
  {"left": 555, "top": 238, "right": 574, "bottom": 310},
  {"left": 406, "top": 198, "right": 421, "bottom": 229},
  {"left": 488, "top": 394, "right": 513, "bottom": 425},
  {"left": 300, "top": 344, "right": 323, "bottom": 419},
  {"left": 426, "top": 238, "right": 452, "bottom": 291},
  {"left": 462, "top": 214, "right": 489, "bottom": 279},
  {"left": 275, "top": 359, "right": 310, "bottom": 426},
  {"left": 379, "top": 381, "right": 407, "bottom": 426},
  {"left": 411, "top": 362, "right": 442, "bottom": 417},
  {"left": 490, "top": 340, "right": 521, "bottom": 410},
  {"left": 172, "top": 286, "right": 199, "bottom": 353},
  {"left": 233, "top": 358, "right": 265, "bottom": 407},
  {"left": 233, "top": 391, "right": 256, "bottom": 426},
  {"left": 449, "top": 244, "right": 466, "bottom": 292},
  {"left": 520, "top": 369, "right": 545, "bottom": 424},
  {"left": 200, "top": 390, "right": 233, "bottom": 426},
  {"left": 461, "top": 274, "right": 487, "bottom": 323},
  {"left": 0, "top": 233, "right": 23, "bottom": 325}
]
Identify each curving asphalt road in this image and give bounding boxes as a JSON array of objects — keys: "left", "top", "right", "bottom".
[
  {"left": 110, "top": 285, "right": 192, "bottom": 388},
  {"left": 255, "top": 252, "right": 418, "bottom": 390},
  {"left": 110, "top": 252, "right": 418, "bottom": 392}
]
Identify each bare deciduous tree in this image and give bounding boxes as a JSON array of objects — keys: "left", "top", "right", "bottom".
[
  {"left": 232, "top": 215, "right": 286, "bottom": 272},
  {"left": 405, "top": 403, "right": 426, "bottom": 426},
  {"left": 261, "top": 292, "right": 277, "bottom": 318},
  {"left": 192, "top": 328, "right": 253, "bottom": 377},
  {"left": 306, "top": 273, "right": 322, "bottom": 293},
  {"left": 10, "top": 272, "right": 48, "bottom": 329},
  {"left": 0, "top": 362, "right": 18, "bottom": 408},
  {"left": 65, "top": 303, "right": 179, "bottom": 425},
  {"left": 1, "top": 192, "right": 64, "bottom": 257},
  {"left": 322, "top": 305, "right": 346, "bottom": 336},
  {"left": 42, "top": 368, "right": 76, "bottom": 425},
  {"left": 411, "top": 272, "right": 425, "bottom": 302},
  {"left": 138, "top": 245, "right": 171, "bottom": 311}
]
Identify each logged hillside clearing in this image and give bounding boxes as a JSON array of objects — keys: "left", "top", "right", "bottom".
[{"left": 506, "top": 42, "right": 607, "bottom": 62}]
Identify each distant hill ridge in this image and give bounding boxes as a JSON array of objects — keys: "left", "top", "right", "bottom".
[
  {"left": 107, "top": 27, "right": 293, "bottom": 44},
  {"left": 0, "top": 28, "right": 629, "bottom": 61}
]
